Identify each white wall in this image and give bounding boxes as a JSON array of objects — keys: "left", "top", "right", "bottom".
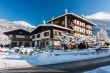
[
  {"left": 54, "top": 41, "right": 60, "bottom": 46},
  {"left": 32, "top": 30, "right": 50, "bottom": 41}
]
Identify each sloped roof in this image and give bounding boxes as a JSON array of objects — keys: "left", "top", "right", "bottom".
[
  {"left": 31, "top": 24, "right": 73, "bottom": 34},
  {"left": 4, "top": 29, "right": 31, "bottom": 34},
  {"left": 38, "top": 24, "right": 73, "bottom": 30}
]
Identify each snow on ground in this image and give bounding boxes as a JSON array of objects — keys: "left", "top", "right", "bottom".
[
  {"left": 84, "top": 65, "right": 110, "bottom": 73},
  {"left": 0, "top": 49, "right": 110, "bottom": 70}
]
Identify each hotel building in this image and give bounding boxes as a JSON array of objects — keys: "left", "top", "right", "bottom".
[{"left": 31, "top": 10, "right": 95, "bottom": 48}]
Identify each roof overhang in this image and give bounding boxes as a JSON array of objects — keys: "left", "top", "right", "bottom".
[{"left": 31, "top": 24, "right": 73, "bottom": 35}]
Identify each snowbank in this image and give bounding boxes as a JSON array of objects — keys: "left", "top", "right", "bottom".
[{"left": 0, "top": 50, "right": 110, "bottom": 70}]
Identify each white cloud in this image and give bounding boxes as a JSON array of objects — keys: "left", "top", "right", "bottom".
[
  {"left": 13, "top": 21, "right": 36, "bottom": 27},
  {"left": 85, "top": 12, "right": 110, "bottom": 20}
]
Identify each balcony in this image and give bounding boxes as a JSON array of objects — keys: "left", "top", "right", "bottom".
[{"left": 11, "top": 38, "right": 32, "bottom": 41}]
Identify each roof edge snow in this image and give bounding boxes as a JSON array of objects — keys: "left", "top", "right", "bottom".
[{"left": 47, "top": 12, "right": 96, "bottom": 26}]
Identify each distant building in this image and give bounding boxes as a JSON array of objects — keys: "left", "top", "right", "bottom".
[
  {"left": 31, "top": 10, "right": 95, "bottom": 48},
  {"left": 4, "top": 29, "right": 32, "bottom": 47}
]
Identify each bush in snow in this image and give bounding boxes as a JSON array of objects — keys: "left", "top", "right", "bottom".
[{"left": 18, "top": 47, "right": 34, "bottom": 55}]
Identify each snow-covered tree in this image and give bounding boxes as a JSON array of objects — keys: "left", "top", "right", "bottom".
[
  {"left": 58, "top": 33, "right": 71, "bottom": 49},
  {"left": 58, "top": 32, "right": 85, "bottom": 49},
  {"left": 71, "top": 36, "right": 89, "bottom": 49},
  {"left": 96, "top": 29, "right": 110, "bottom": 46},
  {"left": 85, "top": 35, "right": 97, "bottom": 47},
  {"left": 68, "top": 35, "right": 76, "bottom": 45},
  {"left": 0, "top": 33, "right": 11, "bottom": 47},
  {"left": 58, "top": 32, "right": 97, "bottom": 49}
]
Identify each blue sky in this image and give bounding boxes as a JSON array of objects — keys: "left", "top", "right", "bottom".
[{"left": 0, "top": 0, "right": 110, "bottom": 25}]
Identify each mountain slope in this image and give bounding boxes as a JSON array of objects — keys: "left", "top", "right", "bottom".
[
  {"left": 0, "top": 19, "right": 36, "bottom": 33},
  {"left": 88, "top": 19, "right": 110, "bottom": 37},
  {"left": 85, "top": 12, "right": 110, "bottom": 37}
]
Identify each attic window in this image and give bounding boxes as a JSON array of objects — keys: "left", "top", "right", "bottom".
[
  {"left": 20, "top": 32, "right": 22, "bottom": 34},
  {"left": 62, "top": 21, "right": 65, "bottom": 25}
]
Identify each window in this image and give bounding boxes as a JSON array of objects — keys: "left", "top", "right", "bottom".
[
  {"left": 54, "top": 31, "right": 62, "bottom": 36},
  {"left": 12, "top": 42, "right": 17, "bottom": 47},
  {"left": 58, "top": 32, "right": 62, "bottom": 36},
  {"left": 46, "top": 41, "right": 49, "bottom": 45},
  {"left": 84, "top": 23, "right": 85, "bottom": 27},
  {"left": 25, "top": 42, "right": 29, "bottom": 47},
  {"left": 54, "top": 31, "right": 57, "bottom": 36},
  {"left": 20, "top": 32, "right": 22, "bottom": 34},
  {"left": 16, "top": 35, "right": 25, "bottom": 38},
  {"left": 62, "top": 21, "right": 65, "bottom": 25},
  {"left": 32, "top": 35, "right": 35, "bottom": 39},
  {"left": 40, "top": 42, "right": 42, "bottom": 46},
  {"left": 9, "top": 35, "right": 13, "bottom": 38},
  {"left": 37, "top": 34, "right": 40, "bottom": 38},
  {"left": 79, "top": 21, "right": 81, "bottom": 25},
  {"left": 19, "top": 42, "right": 23, "bottom": 47},
  {"left": 76, "top": 20, "right": 78, "bottom": 24},
  {"left": 42, "top": 42, "right": 45, "bottom": 46},
  {"left": 26, "top": 36, "right": 29, "bottom": 39},
  {"left": 74, "top": 20, "right": 76, "bottom": 23},
  {"left": 79, "top": 28, "right": 80, "bottom": 32},
  {"left": 32, "top": 43, "right": 35, "bottom": 47},
  {"left": 44, "top": 32, "right": 49, "bottom": 37},
  {"left": 75, "top": 27, "right": 77, "bottom": 31},
  {"left": 83, "top": 29, "right": 85, "bottom": 32}
]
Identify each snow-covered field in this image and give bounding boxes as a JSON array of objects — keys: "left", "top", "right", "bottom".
[
  {"left": 84, "top": 65, "right": 110, "bottom": 73},
  {"left": 0, "top": 48, "right": 110, "bottom": 70}
]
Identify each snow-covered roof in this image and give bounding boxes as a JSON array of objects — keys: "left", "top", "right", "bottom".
[
  {"left": 31, "top": 24, "right": 73, "bottom": 34},
  {"left": 4, "top": 29, "right": 31, "bottom": 34},
  {"left": 39, "top": 24, "right": 73, "bottom": 31},
  {"left": 47, "top": 12, "right": 96, "bottom": 26}
]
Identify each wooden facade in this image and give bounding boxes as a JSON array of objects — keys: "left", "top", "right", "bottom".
[
  {"left": 47, "top": 14, "right": 94, "bottom": 37},
  {"left": 31, "top": 26, "right": 71, "bottom": 48},
  {"left": 4, "top": 29, "right": 32, "bottom": 47},
  {"left": 31, "top": 13, "right": 95, "bottom": 48}
]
